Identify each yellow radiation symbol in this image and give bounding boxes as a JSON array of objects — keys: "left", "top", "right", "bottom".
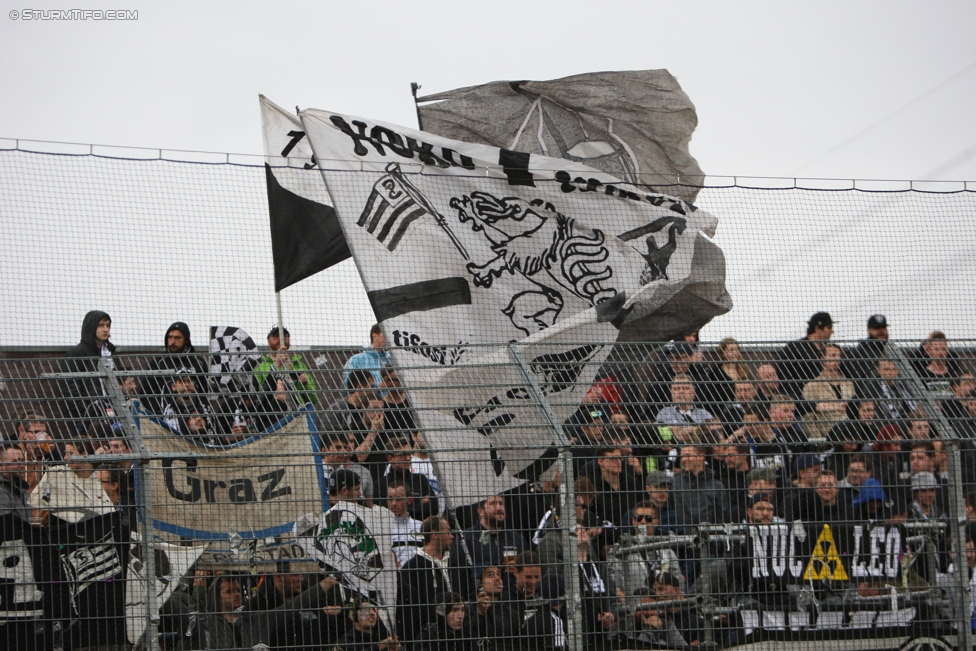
[{"left": 803, "top": 524, "right": 848, "bottom": 581}]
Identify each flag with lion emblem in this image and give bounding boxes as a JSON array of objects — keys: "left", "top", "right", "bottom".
[{"left": 299, "top": 108, "right": 731, "bottom": 505}]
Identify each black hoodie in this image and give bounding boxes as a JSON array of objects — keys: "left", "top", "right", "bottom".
[
  {"left": 145, "top": 322, "right": 210, "bottom": 413},
  {"left": 62, "top": 310, "right": 115, "bottom": 419}
]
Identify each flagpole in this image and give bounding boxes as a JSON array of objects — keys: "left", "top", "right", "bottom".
[
  {"left": 275, "top": 291, "right": 285, "bottom": 346},
  {"left": 410, "top": 82, "right": 424, "bottom": 131}
]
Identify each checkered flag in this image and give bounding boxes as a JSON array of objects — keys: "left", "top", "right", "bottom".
[{"left": 209, "top": 326, "right": 260, "bottom": 391}]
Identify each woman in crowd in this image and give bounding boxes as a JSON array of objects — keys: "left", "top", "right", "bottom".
[{"left": 802, "top": 343, "right": 855, "bottom": 441}]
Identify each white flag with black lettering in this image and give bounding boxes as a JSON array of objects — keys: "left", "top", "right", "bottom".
[{"left": 299, "top": 108, "right": 731, "bottom": 504}]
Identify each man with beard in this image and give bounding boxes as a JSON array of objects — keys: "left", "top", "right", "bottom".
[
  {"left": 160, "top": 369, "right": 220, "bottom": 444},
  {"left": 146, "top": 322, "right": 209, "bottom": 413},
  {"left": 397, "top": 516, "right": 454, "bottom": 644},
  {"left": 843, "top": 314, "right": 890, "bottom": 383},
  {"left": 449, "top": 495, "right": 528, "bottom": 600}
]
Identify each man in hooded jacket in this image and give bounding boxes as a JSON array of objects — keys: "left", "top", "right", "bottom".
[
  {"left": 146, "top": 322, "right": 209, "bottom": 413},
  {"left": 62, "top": 310, "right": 115, "bottom": 427}
]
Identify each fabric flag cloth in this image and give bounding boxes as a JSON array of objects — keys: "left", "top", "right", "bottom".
[
  {"left": 1, "top": 513, "right": 68, "bottom": 651},
  {"left": 260, "top": 95, "right": 349, "bottom": 290},
  {"left": 299, "top": 108, "right": 730, "bottom": 504},
  {"left": 416, "top": 70, "right": 705, "bottom": 204},
  {"left": 139, "top": 408, "right": 325, "bottom": 542},
  {"left": 49, "top": 511, "right": 130, "bottom": 649},
  {"left": 28, "top": 466, "right": 116, "bottom": 523},
  {"left": 293, "top": 503, "right": 398, "bottom": 631},
  {"left": 209, "top": 326, "right": 261, "bottom": 391},
  {"left": 125, "top": 536, "right": 208, "bottom": 644}
]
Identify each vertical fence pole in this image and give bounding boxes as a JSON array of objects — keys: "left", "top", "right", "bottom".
[
  {"left": 508, "top": 344, "right": 585, "bottom": 651},
  {"left": 890, "top": 344, "right": 972, "bottom": 648},
  {"left": 101, "top": 358, "right": 159, "bottom": 651}
]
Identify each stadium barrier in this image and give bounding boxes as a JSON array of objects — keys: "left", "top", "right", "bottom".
[{"left": 0, "top": 339, "right": 974, "bottom": 651}]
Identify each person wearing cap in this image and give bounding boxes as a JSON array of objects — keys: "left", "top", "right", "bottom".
[
  {"left": 852, "top": 477, "right": 889, "bottom": 519},
  {"left": 343, "top": 324, "right": 391, "bottom": 392},
  {"left": 910, "top": 471, "right": 944, "bottom": 520},
  {"left": 569, "top": 405, "right": 611, "bottom": 474},
  {"left": 842, "top": 314, "right": 890, "bottom": 382},
  {"left": 649, "top": 572, "right": 701, "bottom": 648},
  {"left": 645, "top": 472, "right": 684, "bottom": 536},
  {"left": 328, "top": 468, "right": 363, "bottom": 504},
  {"left": 254, "top": 325, "right": 318, "bottom": 412},
  {"left": 608, "top": 501, "right": 682, "bottom": 600},
  {"left": 397, "top": 516, "right": 454, "bottom": 644},
  {"left": 777, "top": 311, "right": 833, "bottom": 400}
]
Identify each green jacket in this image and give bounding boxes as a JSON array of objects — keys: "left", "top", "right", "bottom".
[{"left": 254, "top": 354, "right": 318, "bottom": 406}]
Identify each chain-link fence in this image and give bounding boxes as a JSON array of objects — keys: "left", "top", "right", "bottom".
[{"left": 1, "top": 338, "right": 975, "bottom": 651}]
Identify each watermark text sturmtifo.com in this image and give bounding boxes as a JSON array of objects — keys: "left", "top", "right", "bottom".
[{"left": 9, "top": 9, "right": 138, "bottom": 20}]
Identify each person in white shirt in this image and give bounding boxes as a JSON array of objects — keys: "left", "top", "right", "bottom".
[{"left": 387, "top": 480, "right": 422, "bottom": 568}]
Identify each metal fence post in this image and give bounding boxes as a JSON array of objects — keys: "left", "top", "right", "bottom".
[
  {"left": 890, "top": 344, "right": 972, "bottom": 649},
  {"left": 508, "top": 344, "right": 585, "bottom": 651},
  {"left": 100, "top": 359, "right": 160, "bottom": 651}
]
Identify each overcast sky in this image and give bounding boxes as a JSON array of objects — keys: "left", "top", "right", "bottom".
[{"left": 2, "top": 1, "right": 975, "bottom": 346}]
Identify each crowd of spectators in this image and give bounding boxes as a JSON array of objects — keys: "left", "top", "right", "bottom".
[{"left": 2, "top": 309, "right": 976, "bottom": 650}]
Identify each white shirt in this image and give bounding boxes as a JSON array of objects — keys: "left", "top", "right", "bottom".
[{"left": 391, "top": 513, "right": 422, "bottom": 568}]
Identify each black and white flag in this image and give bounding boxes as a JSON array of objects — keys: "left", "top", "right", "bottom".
[
  {"left": 416, "top": 70, "right": 706, "bottom": 204},
  {"left": 209, "top": 326, "right": 260, "bottom": 391},
  {"left": 261, "top": 95, "right": 349, "bottom": 290},
  {"left": 299, "top": 108, "right": 731, "bottom": 504}
]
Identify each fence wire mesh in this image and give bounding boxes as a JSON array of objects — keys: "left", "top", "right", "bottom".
[{"left": 1, "top": 147, "right": 976, "bottom": 651}]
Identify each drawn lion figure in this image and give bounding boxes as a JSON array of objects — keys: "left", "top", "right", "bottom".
[{"left": 450, "top": 191, "right": 616, "bottom": 310}]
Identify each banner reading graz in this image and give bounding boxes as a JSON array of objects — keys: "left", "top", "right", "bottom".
[{"left": 139, "top": 407, "right": 325, "bottom": 542}]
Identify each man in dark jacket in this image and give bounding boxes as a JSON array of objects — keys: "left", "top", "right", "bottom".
[
  {"left": 777, "top": 312, "right": 832, "bottom": 399},
  {"left": 842, "top": 314, "right": 889, "bottom": 383},
  {"left": 672, "top": 446, "right": 730, "bottom": 527},
  {"left": 449, "top": 495, "right": 528, "bottom": 600},
  {"left": 377, "top": 437, "right": 436, "bottom": 522},
  {"left": 62, "top": 310, "right": 115, "bottom": 425},
  {"left": 0, "top": 446, "right": 31, "bottom": 520},
  {"left": 419, "top": 592, "right": 475, "bottom": 651},
  {"left": 146, "top": 322, "right": 209, "bottom": 413},
  {"left": 397, "top": 516, "right": 454, "bottom": 644}
]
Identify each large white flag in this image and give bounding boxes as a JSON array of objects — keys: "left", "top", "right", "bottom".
[{"left": 299, "top": 108, "right": 731, "bottom": 503}]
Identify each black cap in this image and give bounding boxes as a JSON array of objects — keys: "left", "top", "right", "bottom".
[
  {"left": 328, "top": 468, "right": 361, "bottom": 494},
  {"left": 808, "top": 312, "right": 833, "bottom": 329},
  {"left": 268, "top": 325, "right": 291, "bottom": 338},
  {"left": 867, "top": 314, "right": 888, "bottom": 329},
  {"left": 669, "top": 342, "right": 695, "bottom": 358},
  {"left": 748, "top": 492, "right": 774, "bottom": 508}
]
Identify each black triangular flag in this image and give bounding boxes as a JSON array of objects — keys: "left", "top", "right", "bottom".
[{"left": 266, "top": 164, "right": 350, "bottom": 291}]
